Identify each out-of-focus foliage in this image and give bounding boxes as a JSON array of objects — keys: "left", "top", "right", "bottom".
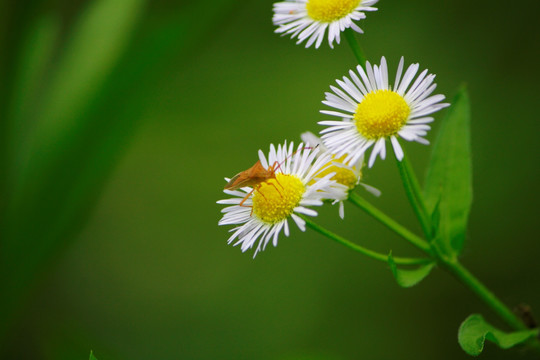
[{"left": 0, "top": 0, "right": 238, "bottom": 357}]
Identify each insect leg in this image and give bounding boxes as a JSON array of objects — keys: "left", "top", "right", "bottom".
[
  {"left": 239, "top": 185, "right": 268, "bottom": 216},
  {"left": 269, "top": 181, "right": 283, "bottom": 197},
  {"left": 239, "top": 187, "right": 256, "bottom": 207}
]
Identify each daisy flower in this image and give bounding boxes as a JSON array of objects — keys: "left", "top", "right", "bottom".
[
  {"left": 319, "top": 56, "right": 450, "bottom": 168},
  {"left": 301, "top": 131, "right": 380, "bottom": 218},
  {"left": 272, "top": 0, "right": 378, "bottom": 49},
  {"left": 218, "top": 141, "right": 347, "bottom": 257}
]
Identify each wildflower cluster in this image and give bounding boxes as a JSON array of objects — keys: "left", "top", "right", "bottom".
[{"left": 218, "top": 0, "right": 447, "bottom": 256}]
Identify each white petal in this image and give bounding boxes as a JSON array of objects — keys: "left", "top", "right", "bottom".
[
  {"left": 390, "top": 136, "right": 404, "bottom": 160},
  {"left": 291, "top": 213, "right": 306, "bottom": 232},
  {"left": 394, "top": 56, "right": 405, "bottom": 90},
  {"left": 359, "top": 182, "right": 381, "bottom": 197},
  {"left": 294, "top": 206, "right": 318, "bottom": 217},
  {"left": 339, "top": 201, "right": 345, "bottom": 219}
]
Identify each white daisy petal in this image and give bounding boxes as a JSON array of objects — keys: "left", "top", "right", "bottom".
[
  {"left": 390, "top": 136, "right": 404, "bottom": 161},
  {"left": 397, "top": 63, "right": 420, "bottom": 95},
  {"left": 272, "top": 222, "right": 284, "bottom": 246},
  {"left": 415, "top": 137, "right": 430, "bottom": 145},
  {"left": 380, "top": 56, "right": 389, "bottom": 90},
  {"left": 365, "top": 61, "right": 378, "bottom": 91},
  {"left": 339, "top": 201, "right": 345, "bottom": 219},
  {"left": 378, "top": 138, "right": 386, "bottom": 160},
  {"left": 320, "top": 110, "right": 354, "bottom": 118},
  {"left": 291, "top": 213, "right": 307, "bottom": 231},
  {"left": 339, "top": 77, "right": 364, "bottom": 103},
  {"left": 407, "top": 117, "right": 434, "bottom": 124},
  {"left": 294, "top": 206, "right": 318, "bottom": 217},
  {"left": 359, "top": 182, "right": 381, "bottom": 197},
  {"left": 333, "top": 81, "right": 361, "bottom": 105},
  {"left": 394, "top": 56, "right": 405, "bottom": 90},
  {"left": 368, "top": 139, "right": 383, "bottom": 167},
  {"left": 399, "top": 128, "right": 418, "bottom": 141},
  {"left": 258, "top": 149, "right": 268, "bottom": 169}
]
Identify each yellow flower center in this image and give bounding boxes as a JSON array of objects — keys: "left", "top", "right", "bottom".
[
  {"left": 354, "top": 90, "right": 411, "bottom": 140},
  {"left": 317, "top": 155, "right": 360, "bottom": 190},
  {"left": 306, "top": 0, "right": 361, "bottom": 22},
  {"left": 252, "top": 174, "right": 305, "bottom": 224}
]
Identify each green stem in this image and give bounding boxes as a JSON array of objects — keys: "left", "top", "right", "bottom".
[
  {"left": 348, "top": 192, "right": 432, "bottom": 254},
  {"left": 344, "top": 28, "right": 366, "bottom": 65},
  {"left": 441, "top": 258, "right": 540, "bottom": 353},
  {"left": 445, "top": 259, "right": 524, "bottom": 329},
  {"left": 395, "top": 153, "right": 432, "bottom": 240},
  {"left": 302, "top": 215, "right": 429, "bottom": 266}
]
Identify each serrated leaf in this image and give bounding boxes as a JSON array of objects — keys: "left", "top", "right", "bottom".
[
  {"left": 458, "top": 314, "right": 539, "bottom": 356},
  {"left": 89, "top": 351, "right": 98, "bottom": 360},
  {"left": 424, "top": 87, "right": 472, "bottom": 255},
  {"left": 388, "top": 252, "right": 435, "bottom": 288}
]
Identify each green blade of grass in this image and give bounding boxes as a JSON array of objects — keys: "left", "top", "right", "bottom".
[{"left": 0, "top": 0, "right": 239, "bottom": 350}]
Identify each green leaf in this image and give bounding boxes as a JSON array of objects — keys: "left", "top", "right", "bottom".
[
  {"left": 424, "top": 86, "right": 472, "bottom": 255},
  {"left": 388, "top": 252, "right": 435, "bottom": 288},
  {"left": 89, "top": 351, "right": 98, "bottom": 360},
  {"left": 458, "top": 314, "right": 539, "bottom": 356}
]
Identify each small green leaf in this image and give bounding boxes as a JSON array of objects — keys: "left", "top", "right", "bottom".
[
  {"left": 89, "top": 351, "right": 98, "bottom": 360},
  {"left": 424, "top": 86, "right": 472, "bottom": 255},
  {"left": 458, "top": 314, "right": 539, "bottom": 356},
  {"left": 388, "top": 252, "right": 435, "bottom": 288}
]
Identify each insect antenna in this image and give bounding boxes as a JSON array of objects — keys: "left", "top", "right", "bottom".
[{"left": 271, "top": 144, "right": 317, "bottom": 184}]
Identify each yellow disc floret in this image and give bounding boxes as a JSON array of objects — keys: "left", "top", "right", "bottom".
[
  {"left": 354, "top": 90, "right": 411, "bottom": 140},
  {"left": 253, "top": 174, "right": 305, "bottom": 224},
  {"left": 306, "top": 0, "right": 361, "bottom": 23},
  {"left": 316, "top": 155, "right": 359, "bottom": 190}
]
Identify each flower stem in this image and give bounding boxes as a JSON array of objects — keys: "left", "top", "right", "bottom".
[
  {"left": 348, "top": 192, "right": 432, "bottom": 254},
  {"left": 440, "top": 257, "right": 540, "bottom": 353},
  {"left": 395, "top": 153, "right": 432, "bottom": 240},
  {"left": 344, "top": 28, "right": 366, "bottom": 65},
  {"left": 302, "top": 215, "right": 430, "bottom": 265},
  {"left": 443, "top": 259, "right": 524, "bottom": 329}
]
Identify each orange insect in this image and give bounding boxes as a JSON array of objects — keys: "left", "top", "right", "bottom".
[{"left": 224, "top": 160, "right": 283, "bottom": 207}]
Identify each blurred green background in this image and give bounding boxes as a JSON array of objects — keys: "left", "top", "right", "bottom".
[{"left": 1, "top": 0, "right": 539, "bottom": 359}]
